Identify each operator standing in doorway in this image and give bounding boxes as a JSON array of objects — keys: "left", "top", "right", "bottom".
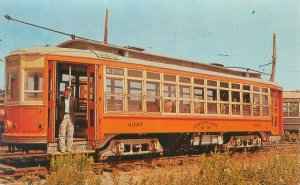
[{"left": 58, "top": 85, "right": 77, "bottom": 153}]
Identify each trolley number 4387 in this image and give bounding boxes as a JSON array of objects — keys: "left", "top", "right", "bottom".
[{"left": 128, "top": 122, "right": 143, "bottom": 127}]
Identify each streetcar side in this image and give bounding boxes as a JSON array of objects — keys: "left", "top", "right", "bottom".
[
  {"left": 95, "top": 61, "right": 283, "bottom": 159},
  {"left": 1, "top": 46, "right": 283, "bottom": 159}
]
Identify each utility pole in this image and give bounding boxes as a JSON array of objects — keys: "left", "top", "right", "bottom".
[
  {"left": 104, "top": 8, "right": 109, "bottom": 44},
  {"left": 270, "top": 33, "right": 276, "bottom": 82}
]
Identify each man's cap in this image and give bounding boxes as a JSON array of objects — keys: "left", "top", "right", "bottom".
[{"left": 65, "top": 85, "right": 72, "bottom": 91}]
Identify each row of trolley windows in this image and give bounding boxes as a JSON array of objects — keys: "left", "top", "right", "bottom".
[{"left": 104, "top": 67, "right": 270, "bottom": 117}]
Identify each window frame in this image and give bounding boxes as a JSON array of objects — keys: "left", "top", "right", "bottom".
[
  {"left": 242, "top": 85, "right": 252, "bottom": 117},
  {"left": 104, "top": 66, "right": 126, "bottom": 113},
  {"left": 145, "top": 72, "right": 162, "bottom": 114},
  {"left": 162, "top": 74, "right": 177, "bottom": 114},
  {"left": 178, "top": 76, "right": 192, "bottom": 114},
  {"left": 193, "top": 77, "right": 206, "bottom": 115},
  {"left": 206, "top": 80, "right": 218, "bottom": 115},
  {"left": 252, "top": 86, "right": 261, "bottom": 117},
  {"left": 22, "top": 68, "right": 44, "bottom": 103},
  {"left": 219, "top": 81, "right": 230, "bottom": 116},
  {"left": 6, "top": 68, "right": 21, "bottom": 104},
  {"left": 103, "top": 66, "right": 272, "bottom": 119},
  {"left": 261, "top": 88, "right": 270, "bottom": 117}
]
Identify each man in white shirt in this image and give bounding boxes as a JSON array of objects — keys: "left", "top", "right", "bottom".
[{"left": 58, "top": 85, "right": 77, "bottom": 153}]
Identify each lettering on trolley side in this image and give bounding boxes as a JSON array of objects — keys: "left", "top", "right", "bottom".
[
  {"left": 106, "top": 67, "right": 124, "bottom": 76},
  {"left": 128, "top": 122, "right": 143, "bottom": 128},
  {"left": 194, "top": 121, "right": 218, "bottom": 130}
]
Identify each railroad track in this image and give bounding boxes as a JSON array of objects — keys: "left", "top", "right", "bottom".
[
  {"left": 0, "top": 142, "right": 299, "bottom": 181},
  {"left": 0, "top": 164, "right": 47, "bottom": 178}
]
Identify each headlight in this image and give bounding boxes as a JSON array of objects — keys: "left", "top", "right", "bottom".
[
  {"left": 4, "top": 120, "right": 12, "bottom": 130},
  {"left": 0, "top": 109, "right": 5, "bottom": 117}
]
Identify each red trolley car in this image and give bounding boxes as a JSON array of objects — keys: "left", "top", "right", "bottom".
[{"left": 1, "top": 39, "right": 283, "bottom": 159}]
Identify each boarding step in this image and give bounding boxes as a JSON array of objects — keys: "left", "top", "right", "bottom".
[{"left": 47, "top": 140, "right": 94, "bottom": 154}]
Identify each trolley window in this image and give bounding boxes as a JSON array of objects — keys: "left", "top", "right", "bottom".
[
  {"left": 207, "top": 80, "right": 217, "bottom": 87},
  {"left": 232, "top": 83, "right": 240, "bottom": 90},
  {"left": 194, "top": 78, "right": 204, "bottom": 85},
  {"left": 207, "top": 88, "right": 217, "bottom": 114},
  {"left": 232, "top": 91, "right": 241, "bottom": 115},
  {"left": 243, "top": 85, "right": 251, "bottom": 91},
  {"left": 164, "top": 74, "right": 176, "bottom": 82},
  {"left": 147, "top": 72, "right": 160, "bottom": 80},
  {"left": 23, "top": 69, "right": 44, "bottom": 101},
  {"left": 179, "top": 76, "right": 190, "bottom": 84},
  {"left": 163, "top": 84, "right": 176, "bottom": 98},
  {"left": 6, "top": 70, "right": 20, "bottom": 103},
  {"left": 193, "top": 87, "right": 205, "bottom": 114},
  {"left": 179, "top": 85, "right": 191, "bottom": 113},
  {"left": 163, "top": 83, "right": 176, "bottom": 113},
  {"left": 207, "top": 89, "right": 217, "bottom": 101},
  {"left": 127, "top": 80, "right": 143, "bottom": 112},
  {"left": 242, "top": 92, "right": 251, "bottom": 116},
  {"left": 146, "top": 81, "right": 161, "bottom": 113},
  {"left": 220, "top": 82, "right": 229, "bottom": 88},
  {"left": 146, "top": 82, "right": 160, "bottom": 96},
  {"left": 220, "top": 89, "right": 229, "bottom": 115},
  {"left": 253, "top": 93, "right": 261, "bottom": 116},
  {"left": 128, "top": 69, "right": 143, "bottom": 78},
  {"left": 194, "top": 87, "right": 204, "bottom": 100},
  {"left": 262, "top": 94, "right": 269, "bottom": 116},
  {"left": 105, "top": 68, "right": 125, "bottom": 112},
  {"left": 105, "top": 96, "right": 124, "bottom": 112},
  {"left": 106, "top": 78, "right": 123, "bottom": 94}
]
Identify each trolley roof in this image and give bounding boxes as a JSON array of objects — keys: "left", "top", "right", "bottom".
[
  {"left": 58, "top": 39, "right": 262, "bottom": 79},
  {"left": 6, "top": 46, "right": 281, "bottom": 88}
]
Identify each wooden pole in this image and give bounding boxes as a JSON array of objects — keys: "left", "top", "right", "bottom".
[
  {"left": 270, "top": 33, "right": 276, "bottom": 82},
  {"left": 104, "top": 8, "right": 109, "bottom": 44}
]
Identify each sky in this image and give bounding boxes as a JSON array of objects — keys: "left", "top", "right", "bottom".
[{"left": 0, "top": 0, "right": 299, "bottom": 90}]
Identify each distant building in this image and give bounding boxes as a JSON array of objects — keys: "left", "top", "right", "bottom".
[{"left": 283, "top": 91, "right": 300, "bottom": 133}]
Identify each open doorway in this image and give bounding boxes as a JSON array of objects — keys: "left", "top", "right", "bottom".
[{"left": 55, "top": 63, "right": 88, "bottom": 140}]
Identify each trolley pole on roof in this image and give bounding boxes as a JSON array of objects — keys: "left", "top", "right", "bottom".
[
  {"left": 270, "top": 33, "right": 277, "bottom": 82},
  {"left": 4, "top": 14, "right": 89, "bottom": 40},
  {"left": 104, "top": 8, "right": 109, "bottom": 44}
]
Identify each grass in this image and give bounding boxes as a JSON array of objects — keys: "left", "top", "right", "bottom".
[
  {"left": 121, "top": 148, "right": 300, "bottom": 185},
  {"left": 43, "top": 154, "right": 102, "bottom": 185},
  {"left": 41, "top": 146, "right": 300, "bottom": 185}
]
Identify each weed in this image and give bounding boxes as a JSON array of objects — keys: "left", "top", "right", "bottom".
[
  {"left": 44, "top": 154, "right": 102, "bottom": 185},
  {"left": 121, "top": 148, "right": 300, "bottom": 185}
]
